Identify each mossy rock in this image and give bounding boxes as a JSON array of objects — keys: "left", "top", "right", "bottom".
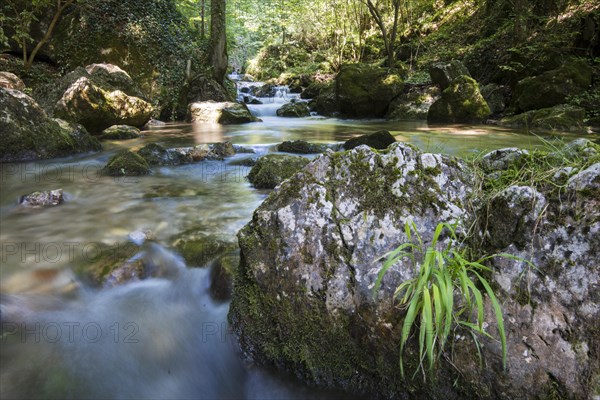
[
  {"left": 210, "top": 252, "right": 240, "bottom": 302},
  {"left": 312, "top": 82, "right": 338, "bottom": 116},
  {"left": 278, "top": 140, "right": 327, "bottom": 154},
  {"left": 247, "top": 154, "right": 311, "bottom": 189},
  {"left": 512, "top": 59, "right": 593, "bottom": 112},
  {"left": 429, "top": 60, "right": 470, "bottom": 90},
  {"left": 276, "top": 102, "right": 311, "bottom": 118},
  {"left": 103, "top": 151, "right": 150, "bottom": 176},
  {"left": 189, "top": 101, "right": 258, "bottom": 124},
  {"left": 336, "top": 64, "right": 404, "bottom": 117},
  {"left": 98, "top": 125, "right": 141, "bottom": 141},
  {"left": 301, "top": 81, "right": 327, "bottom": 99},
  {"left": 172, "top": 232, "right": 237, "bottom": 267},
  {"left": 500, "top": 104, "right": 586, "bottom": 132},
  {"left": 137, "top": 143, "right": 189, "bottom": 166},
  {"left": 480, "top": 83, "right": 508, "bottom": 115},
  {"left": 54, "top": 76, "right": 153, "bottom": 133},
  {"left": 385, "top": 84, "right": 440, "bottom": 120},
  {"left": 343, "top": 130, "right": 397, "bottom": 150},
  {"left": 0, "top": 88, "right": 101, "bottom": 162},
  {"left": 427, "top": 75, "right": 491, "bottom": 123}
]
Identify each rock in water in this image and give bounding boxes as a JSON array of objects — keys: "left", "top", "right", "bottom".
[
  {"left": 54, "top": 76, "right": 153, "bottom": 133},
  {"left": 189, "top": 101, "right": 257, "bottom": 124},
  {"left": 499, "top": 104, "right": 586, "bottom": 132},
  {"left": 229, "top": 142, "right": 600, "bottom": 399},
  {"left": 247, "top": 154, "right": 310, "bottom": 189},
  {"left": 99, "top": 125, "right": 141, "bottom": 140},
  {"left": 276, "top": 102, "right": 311, "bottom": 117},
  {"left": 103, "top": 151, "right": 150, "bottom": 177},
  {"left": 0, "top": 88, "right": 101, "bottom": 162},
  {"left": 277, "top": 140, "right": 327, "bottom": 154},
  {"left": 19, "top": 189, "right": 64, "bottom": 208},
  {"left": 230, "top": 143, "right": 471, "bottom": 397},
  {"left": 343, "top": 130, "right": 396, "bottom": 150}
]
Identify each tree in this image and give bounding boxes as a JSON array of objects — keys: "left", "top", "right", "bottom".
[
  {"left": 362, "top": 0, "right": 402, "bottom": 68},
  {"left": 211, "top": 0, "right": 228, "bottom": 83},
  {"left": 6, "top": 0, "right": 77, "bottom": 72}
]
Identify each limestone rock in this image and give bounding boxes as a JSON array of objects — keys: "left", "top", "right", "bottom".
[
  {"left": 189, "top": 101, "right": 257, "bottom": 124},
  {"left": 247, "top": 154, "right": 310, "bottom": 189}
]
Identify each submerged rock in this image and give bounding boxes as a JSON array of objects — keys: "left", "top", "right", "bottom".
[
  {"left": 247, "top": 154, "right": 310, "bottom": 189},
  {"left": 189, "top": 101, "right": 258, "bottom": 124},
  {"left": 0, "top": 88, "right": 101, "bottom": 162},
  {"left": 103, "top": 151, "right": 150, "bottom": 177},
  {"left": 19, "top": 189, "right": 64, "bottom": 208},
  {"left": 343, "top": 130, "right": 396, "bottom": 150},
  {"left": 276, "top": 102, "right": 311, "bottom": 117},
  {"left": 172, "top": 231, "right": 237, "bottom": 267},
  {"left": 98, "top": 125, "right": 141, "bottom": 140},
  {"left": 277, "top": 140, "right": 327, "bottom": 154}
]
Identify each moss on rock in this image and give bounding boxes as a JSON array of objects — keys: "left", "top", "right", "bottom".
[
  {"left": 500, "top": 104, "right": 586, "bottom": 132},
  {"left": 512, "top": 59, "right": 593, "bottom": 112},
  {"left": 98, "top": 125, "right": 141, "bottom": 141},
  {"left": 336, "top": 64, "right": 404, "bottom": 118},
  {"left": 247, "top": 154, "right": 310, "bottom": 189},
  {"left": 276, "top": 102, "right": 311, "bottom": 118},
  {"left": 428, "top": 75, "right": 491, "bottom": 123},
  {"left": 343, "top": 130, "right": 397, "bottom": 150},
  {"left": 103, "top": 151, "right": 150, "bottom": 177}
]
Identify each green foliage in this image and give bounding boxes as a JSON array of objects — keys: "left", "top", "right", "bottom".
[{"left": 373, "top": 221, "right": 513, "bottom": 379}]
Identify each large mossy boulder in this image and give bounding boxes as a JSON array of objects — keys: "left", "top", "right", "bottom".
[
  {"left": 336, "top": 64, "right": 404, "bottom": 118},
  {"left": 312, "top": 82, "right": 338, "bottom": 116},
  {"left": 0, "top": 88, "right": 101, "bottom": 162},
  {"left": 429, "top": 60, "right": 471, "bottom": 90},
  {"left": 103, "top": 151, "right": 150, "bottom": 177},
  {"left": 53, "top": 72, "right": 153, "bottom": 134},
  {"left": 276, "top": 102, "right": 311, "bottom": 117},
  {"left": 343, "top": 130, "right": 397, "bottom": 150},
  {"left": 189, "top": 101, "right": 258, "bottom": 124},
  {"left": 512, "top": 59, "right": 593, "bottom": 112},
  {"left": 247, "top": 154, "right": 310, "bottom": 189},
  {"left": 499, "top": 104, "right": 586, "bottom": 132},
  {"left": 428, "top": 75, "right": 491, "bottom": 123},
  {"left": 385, "top": 84, "right": 440, "bottom": 120},
  {"left": 229, "top": 142, "right": 600, "bottom": 399}
]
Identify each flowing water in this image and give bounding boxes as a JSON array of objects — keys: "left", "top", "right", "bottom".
[{"left": 0, "top": 95, "right": 593, "bottom": 399}]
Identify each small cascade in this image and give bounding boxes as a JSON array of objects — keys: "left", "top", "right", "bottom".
[{"left": 228, "top": 74, "right": 302, "bottom": 118}]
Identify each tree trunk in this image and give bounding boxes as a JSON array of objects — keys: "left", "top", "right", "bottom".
[
  {"left": 200, "top": 0, "right": 206, "bottom": 40},
  {"left": 210, "top": 0, "right": 228, "bottom": 84}
]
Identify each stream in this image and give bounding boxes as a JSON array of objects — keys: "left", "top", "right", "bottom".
[{"left": 0, "top": 94, "right": 589, "bottom": 399}]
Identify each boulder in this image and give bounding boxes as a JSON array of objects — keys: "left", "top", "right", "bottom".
[
  {"left": 480, "top": 83, "right": 509, "bottom": 115},
  {"left": 229, "top": 142, "right": 600, "bottom": 399},
  {"left": 210, "top": 253, "right": 239, "bottom": 302},
  {"left": 499, "top": 104, "right": 586, "bottom": 132},
  {"left": 336, "top": 64, "right": 404, "bottom": 118},
  {"left": 479, "top": 148, "right": 530, "bottom": 172},
  {"left": 103, "top": 151, "right": 150, "bottom": 177},
  {"left": 172, "top": 231, "right": 237, "bottom": 267},
  {"left": 137, "top": 143, "right": 190, "bottom": 166},
  {"left": 429, "top": 60, "right": 471, "bottom": 90},
  {"left": 386, "top": 84, "right": 440, "bottom": 120},
  {"left": 19, "top": 189, "right": 64, "bottom": 208},
  {"left": 0, "top": 72, "right": 25, "bottom": 91},
  {"left": 84, "top": 63, "right": 144, "bottom": 98},
  {"left": 247, "top": 154, "right": 310, "bottom": 189},
  {"left": 98, "top": 125, "right": 141, "bottom": 141},
  {"left": 312, "top": 82, "right": 338, "bottom": 116},
  {"left": 277, "top": 141, "right": 328, "bottom": 154},
  {"left": 0, "top": 88, "right": 101, "bottom": 162},
  {"left": 229, "top": 143, "right": 472, "bottom": 398},
  {"left": 276, "top": 102, "right": 311, "bottom": 118},
  {"left": 189, "top": 101, "right": 258, "bottom": 124},
  {"left": 143, "top": 119, "right": 166, "bottom": 129},
  {"left": 54, "top": 76, "right": 153, "bottom": 133},
  {"left": 343, "top": 130, "right": 396, "bottom": 150},
  {"left": 512, "top": 59, "right": 593, "bottom": 112},
  {"left": 427, "top": 75, "right": 491, "bottom": 123},
  {"left": 301, "top": 81, "right": 327, "bottom": 99}
]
